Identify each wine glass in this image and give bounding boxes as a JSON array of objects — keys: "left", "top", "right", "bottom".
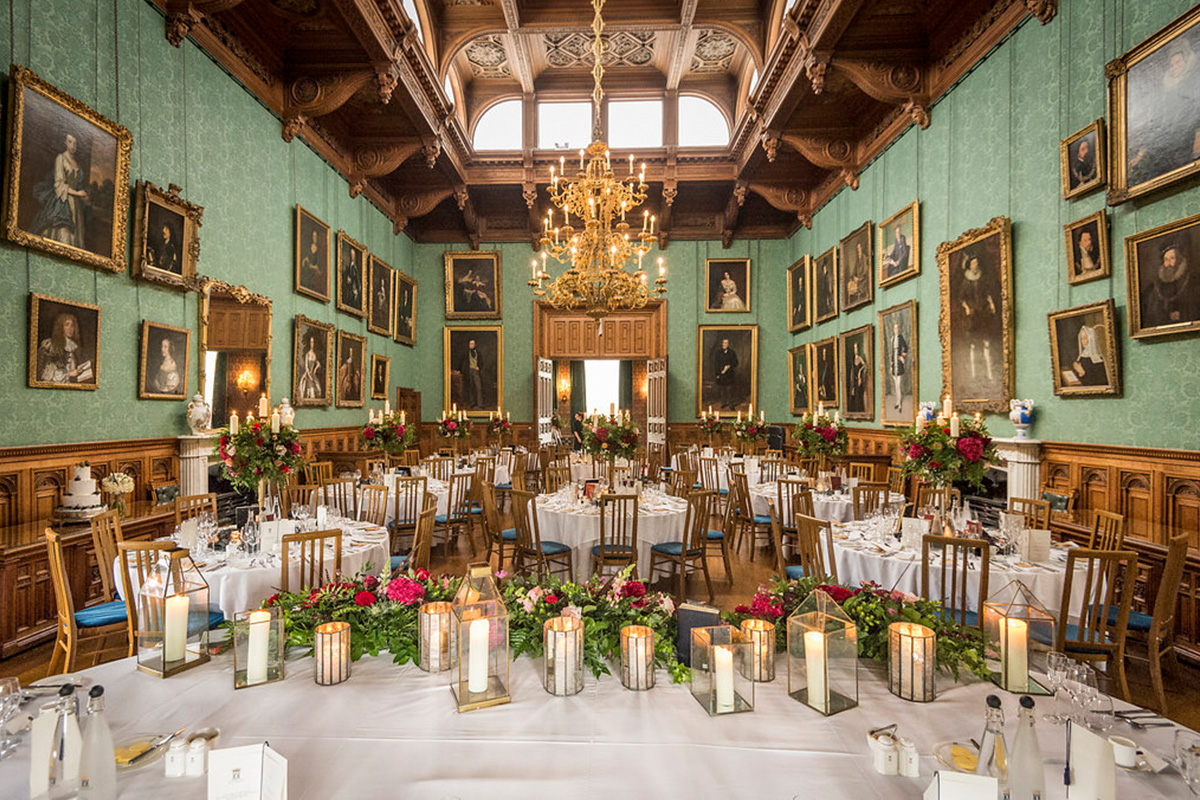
[
  {"left": 0, "top": 677, "right": 20, "bottom": 758},
  {"left": 1045, "top": 651, "right": 1071, "bottom": 723},
  {"left": 1086, "top": 690, "right": 1114, "bottom": 732},
  {"left": 1175, "top": 730, "right": 1200, "bottom": 795}
]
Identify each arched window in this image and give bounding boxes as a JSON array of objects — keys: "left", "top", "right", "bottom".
[
  {"left": 678, "top": 96, "right": 729, "bottom": 147},
  {"left": 473, "top": 99, "right": 523, "bottom": 151},
  {"left": 401, "top": 0, "right": 423, "bottom": 43},
  {"left": 443, "top": 74, "right": 454, "bottom": 105}
]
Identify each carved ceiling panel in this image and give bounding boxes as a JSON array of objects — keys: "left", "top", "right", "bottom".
[
  {"left": 690, "top": 30, "right": 737, "bottom": 73},
  {"left": 465, "top": 34, "right": 511, "bottom": 77},
  {"left": 542, "top": 31, "right": 656, "bottom": 68}
]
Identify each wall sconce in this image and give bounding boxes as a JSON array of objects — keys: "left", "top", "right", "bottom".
[
  {"left": 557, "top": 377, "right": 571, "bottom": 404},
  {"left": 235, "top": 369, "right": 257, "bottom": 391}
]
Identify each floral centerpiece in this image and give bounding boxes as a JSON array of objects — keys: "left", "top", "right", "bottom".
[
  {"left": 100, "top": 472, "right": 135, "bottom": 517},
  {"left": 697, "top": 412, "right": 724, "bottom": 437},
  {"left": 582, "top": 412, "right": 640, "bottom": 462},
  {"left": 437, "top": 413, "right": 472, "bottom": 440},
  {"left": 489, "top": 414, "right": 512, "bottom": 443},
  {"left": 360, "top": 412, "right": 415, "bottom": 456},
  {"left": 792, "top": 411, "right": 848, "bottom": 461},
  {"left": 898, "top": 413, "right": 997, "bottom": 488},
  {"left": 732, "top": 415, "right": 768, "bottom": 445},
  {"left": 217, "top": 416, "right": 304, "bottom": 502}
]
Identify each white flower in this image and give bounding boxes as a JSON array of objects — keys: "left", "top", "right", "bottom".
[
  {"left": 562, "top": 604, "right": 582, "bottom": 620},
  {"left": 101, "top": 472, "right": 134, "bottom": 493}
]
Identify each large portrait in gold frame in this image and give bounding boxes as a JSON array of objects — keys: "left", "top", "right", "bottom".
[
  {"left": 132, "top": 181, "right": 202, "bottom": 289},
  {"left": 878, "top": 201, "right": 920, "bottom": 288},
  {"left": 3, "top": 66, "right": 132, "bottom": 272},
  {"left": 839, "top": 221, "right": 873, "bottom": 312},
  {"left": 393, "top": 270, "right": 417, "bottom": 347},
  {"left": 878, "top": 300, "right": 918, "bottom": 427},
  {"left": 1048, "top": 299, "right": 1121, "bottom": 397},
  {"left": 138, "top": 320, "right": 191, "bottom": 400},
  {"left": 335, "top": 330, "right": 366, "bottom": 408},
  {"left": 788, "top": 344, "right": 812, "bottom": 416},
  {"left": 705, "top": 258, "right": 751, "bottom": 313},
  {"left": 1107, "top": 5, "right": 1200, "bottom": 204},
  {"left": 937, "top": 216, "right": 1014, "bottom": 414},
  {"left": 1059, "top": 120, "right": 1106, "bottom": 200},
  {"left": 811, "top": 335, "right": 839, "bottom": 409},
  {"left": 1064, "top": 209, "right": 1110, "bottom": 285},
  {"left": 293, "top": 315, "right": 333, "bottom": 407},
  {"left": 336, "top": 231, "right": 367, "bottom": 318},
  {"left": 28, "top": 292, "right": 101, "bottom": 391},
  {"left": 445, "top": 251, "right": 502, "bottom": 319},
  {"left": 813, "top": 246, "right": 839, "bottom": 323},
  {"left": 295, "top": 205, "right": 330, "bottom": 302},
  {"left": 840, "top": 323, "right": 874, "bottom": 421},
  {"left": 444, "top": 325, "right": 504, "bottom": 416},
  {"left": 787, "top": 255, "right": 811, "bottom": 333},
  {"left": 696, "top": 325, "right": 757, "bottom": 416},
  {"left": 1124, "top": 210, "right": 1200, "bottom": 339},
  {"left": 367, "top": 254, "right": 394, "bottom": 337}
]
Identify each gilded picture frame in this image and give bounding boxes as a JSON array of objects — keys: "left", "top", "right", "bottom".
[
  {"left": 28, "top": 292, "right": 101, "bottom": 391},
  {"left": 704, "top": 258, "right": 752, "bottom": 313},
  {"left": 839, "top": 323, "right": 874, "bottom": 421},
  {"left": 1064, "top": 210, "right": 1111, "bottom": 285},
  {"left": 3, "top": 66, "right": 132, "bottom": 273},
  {"left": 695, "top": 325, "right": 758, "bottom": 416},
  {"left": 1124, "top": 210, "right": 1200, "bottom": 339},
  {"left": 370, "top": 353, "right": 391, "bottom": 400},
  {"left": 813, "top": 246, "right": 839, "bottom": 323},
  {"left": 138, "top": 320, "right": 191, "bottom": 400},
  {"left": 787, "top": 255, "right": 811, "bottom": 333},
  {"left": 811, "top": 335, "right": 839, "bottom": 409},
  {"left": 394, "top": 269, "right": 417, "bottom": 347},
  {"left": 367, "top": 254, "right": 394, "bottom": 337},
  {"left": 878, "top": 200, "right": 920, "bottom": 288},
  {"left": 1059, "top": 119, "right": 1106, "bottom": 200},
  {"left": 445, "top": 250, "right": 502, "bottom": 319},
  {"left": 336, "top": 230, "right": 368, "bottom": 318},
  {"left": 787, "top": 344, "right": 812, "bottom": 416},
  {"left": 292, "top": 314, "right": 333, "bottom": 408},
  {"left": 132, "top": 181, "right": 202, "bottom": 289},
  {"left": 294, "top": 205, "right": 330, "bottom": 302},
  {"left": 878, "top": 299, "right": 918, "bottom": 427},
  {"left": 197, "top": 278, "right": 273, "bottom": 407},
  {"left": 1048, "top": 299, "right": 1121, "bottom": 398},
  {"left": 444, "top": 325, "right": 504, "bottom": 416},
  {"left": 937, "top": 216, "right": 1014, "bottom": 414},
  {"left": 839, "top": 221, "right": 874, "bottom": 312},
  {"left": 335, "top": 329, "right": 367, "bottom": 408},
  {"left": 1106, "top": 5, "right": 1200, "bottom": 204}
]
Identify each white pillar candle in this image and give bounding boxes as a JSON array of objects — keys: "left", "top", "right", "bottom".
[
  {"left": 259, "top": 394, "right": 269, "bottom": 417},
  {"left": 554, "top": 630, "right": 568, "bottom": 695},
  {"left": 942, "top": 394, "right": 953, "bottom": 418},
  {"left": 401, "top": 411, "right": 406, "bottom": 424},
  {"left": 270, "top": 411, "right": 280, "bottom": 434},
  {"left": 805, "top": 630, "right": 828, "bottom": 713},
  {"left": 384, "top": 400, "right": 391, "bottom": 416},
  {"left": 246, "top": 609, "right": 271, "bottom": 684},
  {"left": 949, "top": 413, "right": 960, "bottom": 438},
  {"left": 817, "top": 401, "right": 824, "bottom": 418},
  {"left": 164, "top": 593, "right": 189, "bottom": 662},
  {"left": 468, "top": 618, "right": 489, "bottom": 694},
  {"left": 229, "top": 412, "right": 239, "bottom": 435},
  {"left": 714, "top": 644, "right": 735, "bottom": 712},
  {"left": 1002, "top": 618, "right": 1029, "bottom": 692},
  {"left": 915, "top": 414, "right": 924, "bottom": 433}
]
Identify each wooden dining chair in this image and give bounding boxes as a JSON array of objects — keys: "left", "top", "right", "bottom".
[
  {"left": 770, "top": 507, "right": 837, "bottom": 583},
  {"left": 511, "top": 489, "right": 573, "bottom": 581},
  {"left": 46, "top": 530, "right": 128, "bottom": 675},
  {"left": 543, "top": 462, "right": 571, "bottom": 493},
  {"left": 649, "top": 490, "right": 715, "bottom": 604},
  {"left": 887, "top": 466, "right": 907, "bottom": 497},
  {"left": 423, "top": 456, "right": 453, "bottom": 482},
  {"left": 303, "top": 461, "right": 333, "bottom": 486},
  {"left": 593, "top": 493, "right": 640, "bottom": 578},
  {"left": 775, "top": 477, "right": 812, "bottom": 534},
  {"left": 1058, "top": 548, "right": 1138, "bottom": 701},
  {"left": 401, "top": 448, "right": 422, "bottom": 467},
  {"left": 358, "top": 484, "right": 388, "bottom": 527},
  {"left": 89, "top": 510, "right": 125, "bottom": 604},
  {"left": 697, "top": 456, "right": 724, "bottom": 498},
  {"left": 322, "top": 478, "right": 358, "bottom": 520},
  {"left": 1116, "top": 533, "right": 1187, "bottom": 713},
  {"left": 852, "top": 482, "right": 890, "bottom": 520},
  {"left": 916, "top": 483, "right": 960, "bottom": 513},
  {"left": 478, "top": 481, "right": 515, "bottom": 572},
  {"left": 848, "top": 462, "right": 875, "bottom": 482},
  {"left": 921, "top": 534, "right": 989, "bottom": 629},
  {"left": 116, "top": 540, "right": 180, "bottom": 659},
  {"left": 764, "top": 448, "right": 783, "bottom": 459},
  {"left": 391, "top": 494, "right": 438, "bottom": 575},
  {"left": 1088, "top": 510, "right": 1126, "bottom": 551},
  {"left": 280, "top": 529, "right": 343, "bottom": 593},
  {"left": 390, "top": 475, "right": 428, "bottom": 553},
  {"left": 148, "top": 479, "right": 180, "bottom": 506},
  {"left": 730, "top": 470, "right": 772, "bottom": 561},
  {"left": 175, "top": 493, "right": 217, "bottom": 526},
  {"left": 759, "top": 457, "right": 784, "bottom": 483},
  {"left": 668, "top": 469, "right": 697, "bottom": 498},
  {"left": 285, "top": 485, "right": 319, "bottom": 519},
  {"left": 1008, "top": 496, "right": 1051, "bottom": 530},
  {"left": 434, "top": 471, "right": 475, "bottom": 557}
]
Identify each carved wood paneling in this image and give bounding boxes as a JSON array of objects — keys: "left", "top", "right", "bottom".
[
  {"left": 534, "top": 301, "right": 666, "bottom": 361},
  {"left": 1119, "top": 470, "right": 1155, "bottom": 543},
  {"left": 1167, "top": 478, "right": 1200, "bottom": 551}
]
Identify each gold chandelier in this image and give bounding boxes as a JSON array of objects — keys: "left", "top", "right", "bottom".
[{"left": 529, "top": 0, "right": 666, "bottom": 319}]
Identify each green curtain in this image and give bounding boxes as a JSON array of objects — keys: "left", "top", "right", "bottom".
[
  {"left": 569, "top": 360, "right": 587, "bottom": 418},
  {"left": 619, "top": 361, "right": 633, "bottom": 412}
]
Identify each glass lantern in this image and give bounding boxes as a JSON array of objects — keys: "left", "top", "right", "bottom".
[
  {"left": 135, "top": 548, "right": 211, "bottom": 678},
  {"left": 787, "top": 589, "right": 858, "bottom": 715},
  {"left": 543, "top": 616, "right": 583, "bottom": 696},
  {"left": 451, "top": 564, "right": 510, "bottom": 712},
  {"left": 740, "top": 619, "right": 776, "bottom": 682},
  {"left": 419, "top": 601, "right": 453, "bottom": 673},
  {"left": 982, "top": 579, "right": 1055, "bottom": 694},
  {"left": 689, "top": 625, "right": 754, "bottom": 715},
  {"left": 232, "top": 607, "right": 286, "bottom": 689},
  {"left": 620, "top": 625, "right": 655, "bottom": 691},
  {"left": 888, "top": 622, "right": 936, "bottom": 702}
]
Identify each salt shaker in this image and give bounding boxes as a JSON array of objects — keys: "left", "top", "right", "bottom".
[
  {"left": 897, "top": 737, "right": 920, "bottom": 778},
  {"left": 164, "top": 738, "right": 188, "bottom": 778},
  {"left": 871, "top": 732, "right": 899, "bottom": 775},
  {"left": 185, "top": 738, "right": 208, "bottom": 777}
]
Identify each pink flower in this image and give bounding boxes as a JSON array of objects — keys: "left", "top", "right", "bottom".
[
  {"left": 821, "top": 428, "right": 837, "bottom": 443},
  {"left": 354, "top": 590, "right": 377, "bottom": 607},
  {"left": 562, "top": 605, "right": 583, "bottom": 620},
  {"left": 595, "top": 427, "right": 609, "bottom": 442},
  {"left": 290, "top": 443, "right": 302, "bottom": 455},
  {"left": 446, "top": 421, "right": 457, "bottom": 431},
  {"left": 907, "top": 444, "right": 927, "bottom": 460},
  {"left": 363, "top": 427, "right": 375, "bottom": 440},
  {"left": 956, "top": 436, "right": 984, "bottom": 463},
  {"left": 385, "top": 576, "right": 425, "bottom": 605},
  {"left": 363, "top": 575, "right": 380, "bottom": 591},
  {"left": 494, "top": 569, "right": 509, "bottom": 580}
]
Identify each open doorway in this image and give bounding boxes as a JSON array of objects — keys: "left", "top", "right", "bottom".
[{"left": 553, "top": 359, "right": 642, "bottom": 449}]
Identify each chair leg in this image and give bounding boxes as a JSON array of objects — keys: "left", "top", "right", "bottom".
[
  {"left": 1111, "top": 651, "right": 1131, "bottom": 703},
  {"left": 1149, "top": 643, "right": 1168, "bottom": 714},
  {"left": 676, "top": 556, "right": 686, "bottom": 604},
  {"left": 699, "top": 556, "right": 714, "bottom": 604}
]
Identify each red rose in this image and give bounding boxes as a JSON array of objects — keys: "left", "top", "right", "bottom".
[
  {"left": 956, "top": 436, "right": 984, "bottom": 462},
  {"left": 354, "top": 590, "right": 377, "bottom": 606},
  {"left": 929, "top": 460, "right": 942, "bottom": 470},
  {"left": 821, "top": 428, "right": 837, "bottom": 443},
  {"left": 363, "top": 575, "right": 380, "bottom": 591},
  {"left": 544, "top": 593, "right": 559, "bottom": 605},
  {"left": 817, "top": 584, "right": 855, "bottom": 603},
  {"left": 395, "top": 425, "right": 405, "bottom": 438},
  {"left": 265, "top": 593, "right": 280, "bottom": 606},
  {"left": 622, "top": 581, "right": 647, "bottom": 599},
  {"left": 595, "top": 427, "right": 609, "bottom": 441},
  {"left": 415, "top": 568, "right": 431, "bottom": 581},
  {"left": 282, "top": 465, "right": 290, "bottom": 474},
  {"left": 734, "top": 604, "right": 750, "bottom": 614},
  {"left": 291, "top": 443, "right": 302, "bottom": 455},
  {"left": 220, "top": 435, "right": 228, "bottom": 447},
  {"left": 747, "top": 426, "right": 758, "bottom": 436},
  {"left": 256, "top": 437, "right": 264, "bottom": 446},
  {"left": 623, "top": 432, "right": 637, "bottom": 444},
  {"left": 943, "top": 428, "right": 951, "bottom": 436},
  {"left": 252, "top": 423, "right": 261, "bottom": 433},
  {"left": 363, "top": 427, "right": 375, "bottom": 440},
  {"left": 446, "top": 420, "right": 457, "bottom": 431},
  {"left": 805, "top": 423, "right": 813, "bottom": 430},
  {"left": 907, "top": 444, "right": 926, "bottom": 460}
]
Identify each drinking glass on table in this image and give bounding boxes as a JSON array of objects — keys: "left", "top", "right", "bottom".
[
  {"left": 0, "top": 677, "right": 20, "bottom": 758},
  {"left": 1175, "top": 730, "right": 1200, "bottom": 795},
  {"left": 1045, "top": 651, "right": 1071, "bottom": 723},
  {"left": 1086, "top": 690, "right": 1114, "bottom": 732},
  {"left": 1064, "top": 662, "right": 1098, "bottom": 725}
]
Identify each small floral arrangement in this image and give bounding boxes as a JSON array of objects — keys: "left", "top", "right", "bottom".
[
  {"left": 581, "top": 413, "right": 640, "bottom": 461},
  {"left": 898, "top": 414, "right": 997, "bottom": 489},
  {"left": 217, "top": 418, "right": 305, "bottom": 494},
  {"left": 732, "top": 416, "right": 768, "bottom": 443},
  {"left": 361, "top": 413, "right": 415, "bottom": 455},
  {"left": 697, "top": 414, "right": 724, "bottom": 436},
  {"left": 489, "top": 416, "right": 512, "bottom": 439},
  {"left": 792, "top": 411, "right": 848, "bottom": 459},
  {"left": 437, "top": 414, "right": 472, "bottom": 439},
  {"left": 100, "top": 472, "right": 134, "bottom": 495}
]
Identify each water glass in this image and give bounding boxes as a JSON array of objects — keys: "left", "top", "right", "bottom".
[
  {"left": 1175, "top": 730, "right": 1200, "bottom": 795},
  {"left": 1044, "top": 651, "right": 1071, "bottom": 723},
  {"left": 0, "top": 677, "right": 20, "bottom": 758}
]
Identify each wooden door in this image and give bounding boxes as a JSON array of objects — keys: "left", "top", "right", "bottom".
[
  {"left": 536, "top": 358, "right": 554, "bottom": 446},
  {"left": 646, "top": 357, "right": 667, "bottom": 446}
]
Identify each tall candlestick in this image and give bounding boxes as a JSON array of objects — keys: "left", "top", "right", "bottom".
[
  {"left": 164, "top": 593, "right": 189, "bottom": 662},
  {"left": 468, "top": 618, "right": 489, "bottom": 694},
  {"left": 384, "top": 400, "right": 391, "bottom": 416},
  {"left": 259, "top": 394, "right": 269, "bottom": 418},
  {"left": 400, "top": 411, "right": 406, "bottom": 424},
  {"left": 714, "top": 645, "right": 735, "bottom": 712},
  {"left": 246, "top": 609, "right": 271, "bottom": 685},
  {"left": 805, "top": 630, "right": 828, "bottom": 713},
  {"left": 229, "top": 411, "right": 239, "bottom": 436},
  {"left": 949, "top": 413, "right": 960, "bottom": 438},
  {"left": 818, "top": 402, "right": 825, "bottom": 418},
  {"left": 270, "top": 410, "right": 280, "bottom": 434}
]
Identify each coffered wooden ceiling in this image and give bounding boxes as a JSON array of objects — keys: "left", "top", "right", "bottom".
[{"left": 158, "top": 0, "right": 1057, "bottom": 247}]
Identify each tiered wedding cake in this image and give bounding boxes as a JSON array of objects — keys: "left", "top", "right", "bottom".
[{"left": 53, "top": 463, "right": 107, "bottom": 522}]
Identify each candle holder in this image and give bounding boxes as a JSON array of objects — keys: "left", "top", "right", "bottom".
[
  {"left": 419, "top": 601, "right": 453, "bottom": 673},
  {"left": 787, "top": 589, "right": 858, "bottom": 716},
  {"left": 620, "top": 625, "right": 655, "bottom": 691},
  {"left": 689, "top": 625, "right": 754, "bottom": 715},
  {"left": 314, "top": 621, "right": 351, "bottom": 685},
  {"left": 543, "top": 616, "right": 583, "bottom": 696},
  {"left": 134, "top": 548, "right": 211, "bottom": 678},
  {"left": 232, "top": 607, "right": 286, "bottom": 689},
  {"left": 740, "top": 619, "right": 776, "bottom": 682},
  {"left": 451, "top": 564, "right": 510, "bottom": 712},
  {"left": 982, "top": 580, "right": 1055, "bottom": 694},
  {"left": 887, "top": 622, "right": 935, "bottom": 702}
]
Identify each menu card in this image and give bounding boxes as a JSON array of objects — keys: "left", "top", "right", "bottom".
[
  {"left": 923, "top": 771, "right": 997, "bottom": 799},
  {"left": 1021, "top": 529, "right": 1052, "bottom": 563},
  {"left": 208, "top": 743, "right": 287, "bottom": 800}
]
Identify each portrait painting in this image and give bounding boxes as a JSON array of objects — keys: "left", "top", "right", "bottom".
[
  {"left": 878, "top": 300, "right": 918, "bottom": 427},
  {"left": 705, "top": 258, "right": 751, "bottom": 313},
  {"left": 1048, "top": 299, "right": 1121, "bottom": 397},
  {"left": 814, "top": 246, "right": 839, "bottom": 323},
  {"left": 335, "top": 330, "right": 366, "bottom": 408},
  {"left": 811, "top": 336, "right": 839, "bottom": 408},
  {"left": 937, "top": 216, "right": 1014, "bottom": 413},
  {"left": 1125, "top": 210, "right": 1200, "bottom": 339},
  {"left": 839, "top": 221, "right": 873, "bottom": 312},
  {"left": 1064, "top": 210, "right": 1111, "bottom": 285},
  {"left": 371, "top": 353, "right": 390, "bottom": 400},
  {"left": 394, "top": 270, "right": 417, "bottom": 347},
  {"left": 294, "top": 206, "right": 330, "bottom": 302},
  {"left": 292, "top": 315, "right": 333, "bottom": 407},
  {"left": 878, "top": 201, "right": 920, "bottom": 288},
  {"left": 336, "top": 231, "right": 367, "bottom": 318},
  {"left": 368, "top": 255, "right": 394, "bottom": 337},
  {"left": 1107, "top": 6, "right": 1200, "bottom": 203},
  {"left": 28, "top": 293, "right": 100, "bottom": 390},
  {"left": 1059, "top": 120, "right": 1106, "bottom": 199},
  {"left": 132, "top": 181, "right": 201, "bottom": 288},
  {"left": 445, "top": 251, "right": 502, "bottom": 319},
  {"left": 444, "top": 326, "right": 503, "bottom": 416},
  {"left": 788, "top": 344, "right": 811, "bottom": 415},
  {"left": 138, "top": 320, "right": 191, "bottom": 400},
  {"left": 787, "top": 256, "right": 811, "bottom": 333},
  {"left": 696, "top": 325, "right": 758, "bottom": 416},
  {"left": 3, "top": 66, "right": 132, "bottom": 273},
  {"left": 840, "top": 324, "right": 874, "bottom": 421}
]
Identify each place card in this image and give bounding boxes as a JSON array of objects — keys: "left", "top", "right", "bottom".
[
  {"left": 1021, "top": 529, "right": 1052, "bottom": 563},
  {"left": 1066, "top": 721, "right": 1116, "bottom": 799},
  {"left": 207, "top": 743, "right": 287, "bottom": 800},
  {"left": 178, "top": 518, "right": 200, "bottom": 548},
  {"left": 922, "top": 771, "right": 997, "bottom": 800},
  {"left": 258, "top": 520, "right": 294, "bottom": 553}
]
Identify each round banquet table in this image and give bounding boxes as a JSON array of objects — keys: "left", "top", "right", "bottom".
[
  {"left": 750, "top": 483, "right": 906, "bottom": 522},
  {"left": 535, "top": 491, "right": 688, "bottom": 579},
  {"left": 3, "top": 654, "right": 1191, "bottom": 799}
]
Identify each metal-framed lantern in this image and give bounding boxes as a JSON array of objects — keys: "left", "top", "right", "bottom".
[
  {"left": 888, "top": 622, "right": 936, "bottom": 702},
  {"left": 690, "top": 625, "right": 754, "bottom": 715},
  {"left": 451, "top": 563, "right": 510, "bottom": 712},
  {"left": 543, "top": 615, "right": 583, "bottom": 696},
  {"left": 419, "top": 601, "right": 453, "bottom": 673},
  {"left": 232, "top": 607, "right": 286, "bottom": 689},
  {"left": 787, "top": 589, "right": 858, "bottom": 715},
  {"left": 314, "top": 621, "right": 351, "bottom": 685},
  {"left": 620, "top": 624, "right": 655, "bottom": 691},
  {"left": 982, "top": 580, "right": 1055, "bottom": 694},
  {"left": 740, "top": 619, "right": 776, "bottom": 682},
  {"left": 135, "top": 548, "right": 211, "bottom": 678}
]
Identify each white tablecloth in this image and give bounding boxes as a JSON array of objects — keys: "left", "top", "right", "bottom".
[
  {"left": 535, "top": 493, "right": 687, "bottom": 578},
  {"left": 750, "top": 484, "right": 906, "bottom": 522},
  {"left": 4, "top": 655, "right": 1190, "bottom": 799}
]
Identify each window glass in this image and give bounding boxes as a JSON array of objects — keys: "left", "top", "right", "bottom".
[
  {"left": 608, "top": 100, "right": 663, "bottom": 148},
  {"left": 678, "top": 96, "right": 729, "bottom": 147},
  {"left": 538, "top": 101, "right": 593, "bottom": 150},
  {"left": 474, "top": 100, "right": 523, "bottom": 150}
]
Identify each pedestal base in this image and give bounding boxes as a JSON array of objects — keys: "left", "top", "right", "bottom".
[
  {"left": 993, "top": 438, "right": 1042, "bottom": 507},
  {"left": 178, "top": 434, "right": 216, "bottom": 497}
]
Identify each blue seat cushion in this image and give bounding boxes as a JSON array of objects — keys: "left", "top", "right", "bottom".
[
  {"left": 752, "top": 514, "right": 771, "bottom": 525},
  {"left": 785, "top": 565, "right": 808, "bottom": 581},
  {"left": 540, "top": 540, "right": 571, "bottom": 556},
  {"left": 705, "top": 529, "right": 724, "bottom": 540},
  {"left": 186, "top": 608, "right": 226, "bottom": 637},
  {"left": 1107, "top": 606, "right": 1153, "bottom": 633},
  {"left": 496, "top": 483, "right": 512, "bottom": 490},
  {"left": 719, "top": 488, "right": 729, "bottom": 496},
  {"left": 692, "top": 482, "right": 703, "bottom": 489},
  {"left": 390, "top": 554, "right": 409, "bottom": 572},
  {"left": 434, "top": 514, "right": 449, "bottom": 523},
  {"left": 74, "top": 601, "right": 126, "bottom": 628},
  {"left": 501, "top": 528, "right": 517, "bottom": 541},
  {"left": 938, "top": 607, "right": 979, "bottom": 628},
  {"left": 651, "top": 541, "right": 702, "bottom": 557},
  {"left": 1055, "top": 624, "right": 1110, "bottom": 655},
  {"left": 592, "top": 544, "right": 634, "bottom": 557}
]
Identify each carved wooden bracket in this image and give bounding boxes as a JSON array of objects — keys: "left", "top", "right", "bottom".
[
  {"left": 760, "top": 130, "right": 781, "bottom": 162},
  {"left": 902, "top": 99, "right": 931, "bottom": 130},
  {"left": 1025, "top": 0, "right": 1057, "bottom": 24},
  {"left": 805, "top": 52, "right": 831, "bottom": 94},
  {"left": 661, "top": 184, "right": 679, "bottom": 208},
  {"left": 454, "top": 187, "right": 470, "bottom": 211},
  {"left": 522, "top": 184, "right": 539, "bottom": 209},
  {"left": 164, "top": 0, "right": 247, "bottom": 47},
  {"left": 282, "top": 70, "right": 374, "bottom": 142},
  {"left": 748, "top": 182, "right": 812, "bottom": 226},
  {"left": 375, "top": 64, "right": 400, "bottom": 104},
  {"left": 780, "top": 133, "right": 857, "bottom": 170},
  {"left": 392, "top": 187, "right": 454, "bottom": 232},
  {"left": 347, "top": 139, "right": 422, "bottom": 197},
  {"left": 831, "top": 58, "right": 927, "bottom": 104},
  {"left": 422, "top": 138, "right": 441, "bottom": 169}
]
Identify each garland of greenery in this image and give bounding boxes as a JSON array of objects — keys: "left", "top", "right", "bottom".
[{"left": 897, "top": 415, "right": 997, "bottom": 489}]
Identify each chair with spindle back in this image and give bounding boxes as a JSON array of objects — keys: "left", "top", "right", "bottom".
[
  {"left": 921, "top": 534, "right": 989, "bottom": 629},
  {"left": 592, "top": 493, "right": 640, "bottom": 578},
  {"left": 511, "top": 488, "right": 572, "bottom": 581},
  {"left": 358, "top": 484, "right": 388, "bottom": 527},
  {"left": 175, "top": 493, "right": 217, "bottom": 526},
  {"left": 668, "top": 469, "right": 697, "bottom": 498},
  {"left": 649, "top": 490, "right": 715, "bottom": 604},
  {"left": 423, "top": 456, "right": 453, "bottom": 482},
  {"left": 764, "top": 448, "right": 783, "bottom": 460},
  {"left": 697, "top": 456, "right": 724, "bottom": 498},
  {"left": 89, "top": 510, "right": 124, "bottom": 604},
  {"left": 434, "top": 471, "right": 475, "bottom": 557},
  {"left": 1119, "top": 533, "right": 1188, "bottom": 713},
  {"left": 769, "top": 508, "right": 837, "bottom": 583},
  {"left": 285, "top": 485, "right": 319, "bottom": 519},
  {"left": 1089, "top": 510, "right": 1126, "bottom": 551},
  {"left": 793, "top": 457, "right": 818, "bottom": 478},
  {"left": 916, "top": 483, "right": 960, "bottom": 513},
  {"left": 887, "top": 466, "right": 907, "bottom": 497},
  {"left": 323, "top": 478, "right": 358, "bottom": 520},
  {"left": 730, "top": 470, "right": 772, "bottom": 561},
  {"left": 390, "top": 492, "right": 437, "bottom": 574},
  {"left": 774, "top": 478, "right": 813, "bottom": 558},
  {"left": 1008, "top": 496, "right": 1051, "bottom": 530},
  {"left": 148, "top": 479, "right": 180, "bottom": 506},
  {"left": 116, "top": 540, "right": 179, "bottom": 660},
  {"left": 280, "top": 529, "right": 343, "bottom": 593},
  {"left": 402, "top": 448, "right": 422, "bottom": 467},
  {"left": 759, "top": 457, "right": 784, "bottom": 484},
  {"left": 47, "top": 530, "right": 128, "bottom": 675},
  {"left": 391, "top": 475, "right": 428, "bottom": 553},
  {"left": 852, "top": 482, "right": 890, "bottom": 520},
  {"left": 1058, "top": 548, "right": 1138, "bottom": 701},
  {"left": 543, "top": 462, "right": 571, "bottom": 493},
  {"left": 479, "top": 481, "right": 516, "bottom": 572},
  {"left": 848, "top": 462, "right": 875, "bottom": 482},
  {"left": 303, "top": 461, "right": 333, "bottom": 486}
]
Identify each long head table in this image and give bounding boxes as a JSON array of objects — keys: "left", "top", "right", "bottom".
[{"left": 3, "top": 653, "right": 1192, "bottom": 798}]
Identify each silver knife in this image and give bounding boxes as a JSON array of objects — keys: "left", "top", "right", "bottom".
[{"left": 127, "top": 727, "right": 187, "bottom": 766}]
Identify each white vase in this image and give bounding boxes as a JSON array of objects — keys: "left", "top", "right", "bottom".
[
  {"left": 1008, "top": 399, "right": 1034, "bottom": 439},
  {"left": 186, "top": 394, "right": 212, "bottom": 434}
]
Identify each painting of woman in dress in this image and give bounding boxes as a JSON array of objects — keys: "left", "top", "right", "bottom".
[
  {"left": 336, "top": 232, "right": 367, "bottom": 318},
  {"left": 336, "top": 330, "right": 365, "bottom": 408},
  {"left": 368, "top": 255, "right": 394, "bottom": 336},
  {"left": 814, "top": 247, "right": 839, "bottom": 323},
  {"left": 295, "top": 206, "right": 330, "bottom": 302},
  {"left": 293, "top": 315, "right": 332, "bottom": 407},
  {"left": 1048, "top": 300, "right": 1120, "bottom": 397},
  {"left": 840, "top": 324, "right": 874, "bottom": 420},
  {"left": 28, "top": 293, "right": 100, "bottom": 390},
  {"left": 839, "top": 222, "right": 873, "bottom": 312},
  {"left": 5, "top": 67, "right": 131, "bottom": 272},
  {"left": 705, "top": 259, "right": 751, "bottom": 313},
  {"left": 139, "top": 321, "right": 191, "bottom": 400}
]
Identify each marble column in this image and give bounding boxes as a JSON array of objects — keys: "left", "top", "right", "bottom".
[
  {"left": 993, "top": 437, "right": 1042, "bottom": 506},
  {"left": 178, "top": 434, "right": 215, "bottom": 496}
]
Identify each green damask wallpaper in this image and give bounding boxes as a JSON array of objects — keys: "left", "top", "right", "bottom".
[
  {"left": 787, "top": 0, "right": 1200, "bottom": 449},
  {"left": 0, "top": 0, "right": 414, "bottom": 447}
]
